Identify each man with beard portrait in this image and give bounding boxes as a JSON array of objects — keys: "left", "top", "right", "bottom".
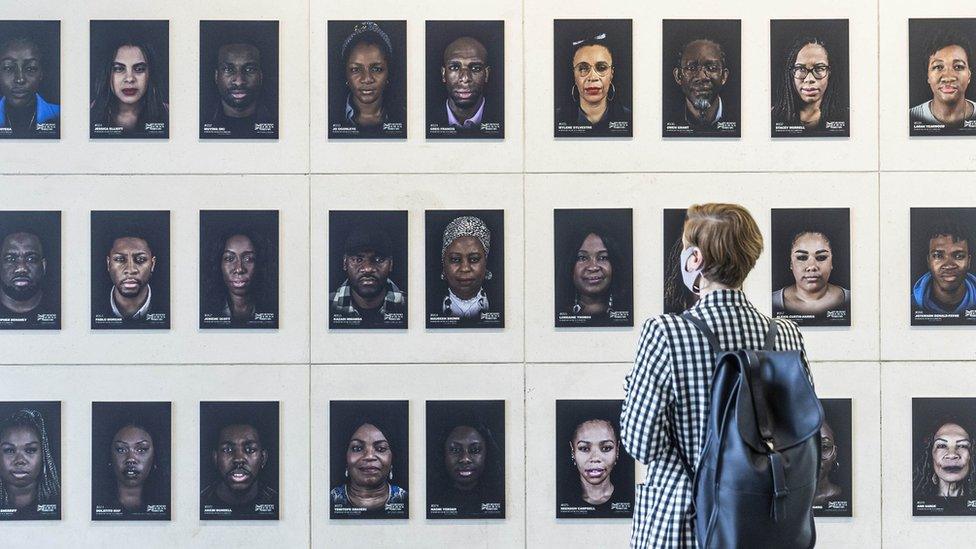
[
  {"left": 670, "top": 38, "right": 735, "bottom": 131},
  {"left": 0, "top": 231, "right": 49, "bottom": 320},
  {"left": 330, "top": 225, "right": 405, "bottom": 328}
]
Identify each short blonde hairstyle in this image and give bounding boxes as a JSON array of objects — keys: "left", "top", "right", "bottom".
[{"left": 683, "top": 203, "right": 763, "bottom": 288}]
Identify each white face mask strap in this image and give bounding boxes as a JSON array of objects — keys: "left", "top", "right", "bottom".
[{"left": 680, "top": 246, "right": 703, "bottom": 295}]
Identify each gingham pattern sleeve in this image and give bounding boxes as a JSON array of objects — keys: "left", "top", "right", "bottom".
[{"left": 621, "top": 318, "right": 674, "bottom": 464}]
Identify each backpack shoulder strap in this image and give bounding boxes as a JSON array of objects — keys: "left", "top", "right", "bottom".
[
  {"left": 763, "top": 318, "right": 779, "bottom": 351},
  {"left": 681, "top": 312, "right": 721, "bottom": 355}
]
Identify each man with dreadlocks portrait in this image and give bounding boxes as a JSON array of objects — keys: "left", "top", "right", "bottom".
[{"left": 0, "top": 406, "right": 60, "bottom": 520}]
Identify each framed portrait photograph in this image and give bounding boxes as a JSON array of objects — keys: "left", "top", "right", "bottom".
[
  {"left": 0, "top": 20, "right": 60, "bottom": 139},
  {"left": 0, "top": 211, "right": 60, "bottom": 330},
  {"left": 908, "top": 19, "right": 976, "bottom": 136},
  {"left": 909, "top": 208, "right": 976, "bottom": 326},
  {"left": 813, "top": 398, "right": 852, "bottom": 517},
  {"left": 663, "top": 208, "right": 699, "bottom": 314},
  {"left": 0, "top": 401, "right": 60, "bottom": 521},
  {"left": 912, "top": 398, "right": 976, "bottom": 516}
]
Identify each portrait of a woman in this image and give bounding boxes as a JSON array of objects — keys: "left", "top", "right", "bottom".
[
  {"left": 201, "top": 222, "right": 277, "bottom": 328},
  {"left": 93, "top": 413, "right": 169, "bottom": 520},
  {"left": 914, "top": 419, "right": 976, "bottom": 500},
  {"left": 437, "top": 216, "right": 496, "bottom": 323},
  {"left": 813, "top": 419, "right": 842, "bottom": 506},
  {"left": 772, "top": 229, "right": 850, "bottom": 318},
  {"left": 337, "top": 21, "right": 403, "bottom": 134},
  {"left": 555, "top": 219, "right": 632, "bottom": 327},
  {"left": 772, "top": 36, "right": 841, "bottom": 132},
  {"left": 568, "top": 419, "right": 619, "bottom": 508},
  {"left": 910, "top": 32, "right": 976, "bottom": 128},
  {"left": 330, "top": 419, "right": 406, "bottom": 516},
  {"left": 0, "top": 34, "right": 60, "bottom": 138},
  {"left": 90, "top": 37, "right": 168, "bottom": 137},
  {"left": 555, "top": 26, "right": 632, "bottom": 136},
  {"left": 0, "top": 408, "right": 60, "bottom": 518}
]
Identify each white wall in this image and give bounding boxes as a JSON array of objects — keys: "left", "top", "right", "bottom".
[{"left": 0, "top": 0, "right": 968, "bottom": 547}]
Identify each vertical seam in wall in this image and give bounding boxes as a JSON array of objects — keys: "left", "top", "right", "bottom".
[
  {"left": 306, "top": 3, "right": 313, "bottom": 547},
  {"left": 520, "top": 1, "right": 528, "bottom": 546},
  {"left": 876, "top": 0, "right": 884, "bottom": 546}
]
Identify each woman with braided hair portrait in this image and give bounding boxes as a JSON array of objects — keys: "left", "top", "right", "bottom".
[{"left": 0, "top": 404, "right": 60, "bottom": 520}]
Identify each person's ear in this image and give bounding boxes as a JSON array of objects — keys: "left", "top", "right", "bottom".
[
  {"left": 150, "top": 256, "right": 156, "bottom": 274},
  {"left": 484, "top": 65, "right": 491, "bottom": 84},
  {"left": 686, "top": 248, "right": 704, "bottom": 271},
  {"left": 211, "top": 449, "right": 218, "bottom": 468},
  {"left": 105, "top": 255, "right": 111, "bottom": 272},
  {"left": 673, "top": 67, "right": 682, "bottom": 86},
  {"left": 41, "top": 258, "right": 47, "bottom": 277},
  {"left": 720, "top": 68, "right": 729, "bottom": 86},
  {"left": 441, "top": 66, "right": 446, "bottom": 84},
  {"left": 259, "top": 449, "right": 268, "bottom": 469}
]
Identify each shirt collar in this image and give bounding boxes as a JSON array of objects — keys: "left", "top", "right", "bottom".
[
  {"left": 446, "top": 97, "right": 486, "bottom": 128},
  {"left": 693, "top": 288, "right": 750, "bottom": 310},
  {"left": 110, "top": 284, "right": 152, "bottom": 320}
]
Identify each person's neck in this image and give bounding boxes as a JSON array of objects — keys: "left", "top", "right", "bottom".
[
  {"left": 580, "top": 98, "right": 608, "bottom": 124},
  {"left": 579, "top": 478, "right": 614, "bottom": 505},
  {"left": 932, "top": 96, "right": 971, "bottom": 124},
  {"left": 117, "top": 485, "right": 144, "bottom": 510},
  {"left": 448, "top": 97, "right": 482, "bottom": 122},
  {"left": 353, "top": 97, "right": 383, "bottom": 123},
  {"left": 1, "top": 290, "right": 42, "bottom": 313},
  {"left": 114, "top": 101, "right": 142, "bottom": 130},
  {"left": 7, "top": 483, "right": 36, "bottom": 509},
  {"left": 577, "top": 292, "right": 608, "bottom": 314},
  {"left": 352, "top": 287, "right": 385, "bottom": 310},
  {"left": 686, "top": 97, "right": 719, "bottom": 123},
  {"left": 228, "top": 293, "right": 254, "bottom": 316},
  {"left": 932, "top": 280, "right": 967, "bottom": 310},
  {"left": 794, "top": 282, "right": 828, "bottom": 302},
  {"left": 114, "top": 287, "right": 149, "bottom": 317},
  {"left": 216, "top": 481, "right": 259, "bottom": 505},
  {"left": 346, "top": 481, "right": 389, "bottom": 507},
  {"left": 450, "top": 287, "right": 480, "bottom": 301},
  {"left": 222, "top": 101, "right": 257, "bottom": 119},
  {"left": 941, "top": 480, "right": 964, "bottom": 497},
  {"left": 698, "top": 278, "right": 733, "bottom": 295},
  {"left": 799, "top": 101, "right": 822, "bottom": 127}
]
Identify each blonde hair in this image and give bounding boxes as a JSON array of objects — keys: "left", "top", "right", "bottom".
[{"left": 683, "top": 203, "right": 763, "bottom": 288}]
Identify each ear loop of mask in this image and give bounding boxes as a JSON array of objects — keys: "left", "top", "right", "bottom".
[{"left": 680, "top": 246, "right": 703, "bottom": 295}]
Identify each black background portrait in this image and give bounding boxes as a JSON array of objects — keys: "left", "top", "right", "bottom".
[
  {"left": 199, "top": 209, "right": 279, "bottom": 329},
  {"left": 553, "top": 208, "right": 633, "bottom": 328},
  {"left": 909, "top": 19, "right": 976, "bottom": 136},
  {"left": 426, "top": 400, "right": 505, "bottom": 519},
  {"left": 90, "top": 210, "right": 170, "bottom": 330},
  {"left": 0, "top": 20, "right": 60, "bottom": 140},
  {"left": 770, "top": 208, "right": 851, "bottom": 326},
  {"left": 662, "top": 19, "right": 741, "bottom": 138},
  {"left": 89, "top": 20, "right": 169, "bottom": 139},
  {"left": 912, "top": 397, "right": 976, "bottom": 516},
  {"left": 0, "top": 210, "right": 60, "bottom": 330},
  {"left": 199, "top": 401, "right": 279, "bottom": 520},
  {"left": 91, "top": 401, "right": 171, "bottom": 521},
  {"left": 555, "top": 399, "right": 634, "bottom": 519},
  {"left": 815, "top": 398, "right": 852, "bottom": 517},
  {"left": 663, "top": 208, "right": 698, "bottom": 314},
  {"left": 770, "top": 19, "right": 850, "bottom": 138},
  {"left": 327, "top": 20, "right": 407, "bottom": 139},
  {"left": 909, "top": 207, "right": 976, "bottom": 326},
  {"left": 0, "top": 400, "right": 60, "bottom": 521},
  {"left": 329, "top": 400, "right": 409, "bottom": 519},
  {"left": 425, "top": 20, "right": 505, "bottom": 139},
  {"left": 553, "top": 19, "right": 633, "bottom": 138},
  {"left": 328, "top": 210, "right": 408, "bottom": 330},
  {"left": 199, "top": 20, "right": 279, "bottom": 139},
  {"left": 425, "top": 209, "right": 505, "bottom": 329}
]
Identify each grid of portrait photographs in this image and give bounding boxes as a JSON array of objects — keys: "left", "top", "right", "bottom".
[
  {"left": 662, "top": 208, "right": 699, "bottom": 314},
  {"left": 425, "top": 20, "right": 504, "bottom": 139},
  {"left": 0, "top": 211, "right": 60, "bottom": 330},
  {"left": 329, "top": 210, "right": 408, "bottom": 330},
  {"left": 912, "top": 398, "right": 976, "bottom": 516},
  {"left": 814, "top": 398, "right": 852, "bottom": 517},
  {"left": 425, "top": 210, "right": 505, "bottom": 329},
  {"left": 328, "top": 20, "right": 407, "bottom": 139},
  {"left": 199, "top": 20, "right": 279, "bottom": 139},
  {"left": 770, "top": 208, "right": 851, "bottom": 326},
  {"left": 91, "top": 402, "right": 171, "bottom": 521},
  {"left": 90, "top": 210, "right": 171, "bottom": 330},
  {"left": 769, "top": 19, "right": 849, "bottom": 138},
  {"left": 553, "top": 19, "right": 633, "bottom": 138},
  {"left": 555, "top": 400, "right": 634, "bottom": 519},
  {"left": 199, "top": 210, "right": 279, "bottom": 329},
  {"left": 426, "top": 400, "right": 505, "bottom": 519},
  {"left": 329, "top": 400, "right": 409, "bottom": 519},
  {"left": 553, "top": 208, "right": 633, "bottom": 328},
  {"left": 909, "top": 207, "right": 976, "bottom": 326},
  {"left": 199, "top": 401, "right": 279, "bottom": 520},
  {"left": 0, "top": 20, "right": 60, "bottom": 140},
  {"left": 89, "top": 20, "right": 169, "bottom": 139},
  {"left": 909, "top": 19, "right": 976, "bottom": 137},
  {"left": 0, "top": 401, "right": 61, "bottom": 521},
  {"left": 662, "top": 19, "right": 741, "bottom": 138}
]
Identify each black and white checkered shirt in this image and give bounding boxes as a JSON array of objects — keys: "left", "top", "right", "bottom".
[{"left": 620, "top": 289, "right": 809, "bottom": 548}]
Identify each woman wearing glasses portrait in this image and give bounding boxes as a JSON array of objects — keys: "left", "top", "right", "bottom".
[
  {"left": 554, "top": 21, "right": 632, "bottom": 137},
  {"left": 771, "top": 35, "right": 844, "bottom": 134}
]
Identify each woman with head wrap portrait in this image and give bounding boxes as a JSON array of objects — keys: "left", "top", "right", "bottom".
[
  {"left": 330, "top": 418, "right": 406, "bottom": 518},
  {"left": 90, "top": 30, "right": 168, "bottom": 137},
  {"left": 0, "top": 408, "right": 60, "bottom": 519},
  {"left": 428, "top": 213, "right": 503, "bottom": 328}
]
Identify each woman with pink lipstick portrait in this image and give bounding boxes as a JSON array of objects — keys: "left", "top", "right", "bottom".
[
  {"left": 426, "top": 400, "right": 505, "bottom": 519},
  {"left": 910, "top": 21, "right": 976, "bottom": 135},
  {"left": 771, "top": 208, "right": 851, "bottom": 327},
  {"left": 0, "top": 402, "right": 60, "bottom": 521},
  {"left": 554, "top": 20, "right": 632, "bottom": 137},
  {"left": 770, "top": 20, "right": 849, "bottom": 137},
  {"left": 89, "top": 21, "right": 169, "bottom": 138},
  {"left": 554, "top": 209, "right": 633, "bottom": 328},
  {"left": 91, "top": 402, "right": 170, "bottom": 521},
  {"left": 556, "top": 400, "right": 634, "bottom": 519},
  {"left": 200, "top": 210, "right": 279, "bottom": 329},
  {"left": 328, "top": 20, "right": 406, "bottom": 139},
  {"left": 329, "top": 401, "right": 408, "bottom": 519},
  {"left": 913, "top": 398, "right": 976, "bottom": 516}
]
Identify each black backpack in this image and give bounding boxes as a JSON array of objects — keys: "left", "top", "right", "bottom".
[{"left": 680, "top": 312, "right": 823, "bottom": 549}]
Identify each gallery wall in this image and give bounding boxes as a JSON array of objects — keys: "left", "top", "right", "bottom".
[{"left": 1, "top": 0, "right": 971, "bottom": 547}]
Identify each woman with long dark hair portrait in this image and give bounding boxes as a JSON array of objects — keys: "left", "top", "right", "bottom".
[
  {"left": 913, "top": 418, "right": 976, "bottom": 500},
  {"left": 90, "top": 37, "right": 167, "bottom": 136},
  {"left": 558, "top": 225, "right": 630, "bottom": 324},
  {"left": 555, "top": 30, "right": 631, "bottom": 135},
  {"left": 93, "top": 412, "right": 169, "bottom": 520},
  {"left": 204, "top": 229, "right": 272, "bottom": 326},
  {"left": 0, "top": 409, "right": 59, "bottom": 517},
  {"left": 330, "top": 418, "right": 406, "bottom": 516},
  {"left": 772, "top": 36, "right": 840, "bottom": 131}
]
